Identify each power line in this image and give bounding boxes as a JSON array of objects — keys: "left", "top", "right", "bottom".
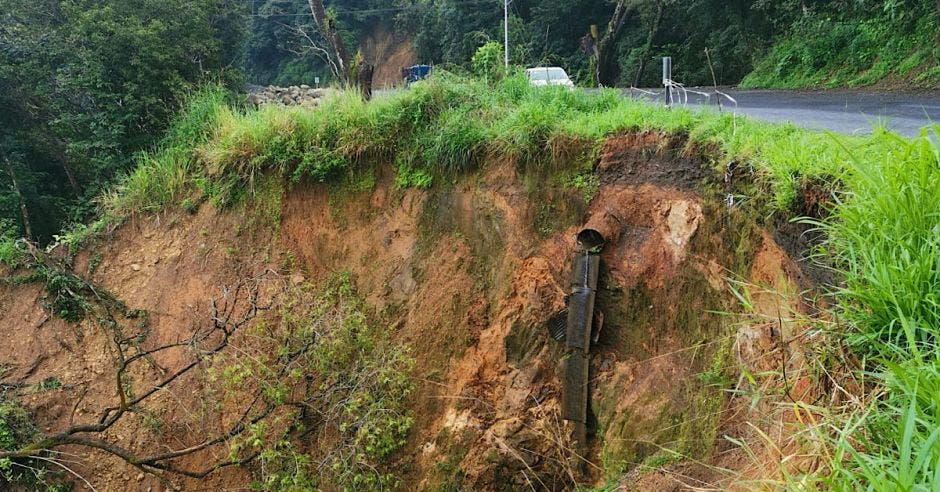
[{"left": 247, "top": 0, "right": 503, "bottom": 17}]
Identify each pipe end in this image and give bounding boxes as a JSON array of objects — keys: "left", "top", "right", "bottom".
[{"left": 576, "top": 229, "right": 605, "bottom": 252}]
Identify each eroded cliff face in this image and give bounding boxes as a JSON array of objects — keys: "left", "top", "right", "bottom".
[{"left": 0, "top": 131, "right": 813, "bottom": 490}]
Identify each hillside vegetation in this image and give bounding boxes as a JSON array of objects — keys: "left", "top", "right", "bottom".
[
  {"left": 742, "top": 4, "right": 940, "bottom": 88},
  {"left": 249, "top": 0, "right": 940, "bottom": 88}
]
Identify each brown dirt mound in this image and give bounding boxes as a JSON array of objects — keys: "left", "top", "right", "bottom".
[{"left": 0, "top": 132, "right": 819, "bottom": 490}]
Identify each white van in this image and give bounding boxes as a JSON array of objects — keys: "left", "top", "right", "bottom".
[{"left": 525, "top": 67, "right": 575, "bottom": 88}]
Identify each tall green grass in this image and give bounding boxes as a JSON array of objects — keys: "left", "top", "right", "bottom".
[
  {"left": 800, "top": 128, "right": 940, "bottom": 490},
  {"left": 822, "top": 128, "right": 940, "bottom": 353},
  {"left": 102, "top": 85, "right": 231, "bottom": 216},
  {"left": 105, "top": 69, "right": 910, "bottom": 219}
]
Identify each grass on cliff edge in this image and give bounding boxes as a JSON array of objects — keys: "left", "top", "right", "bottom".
[
  {"left": 35, "top": 72, "right": 940, "bottom": 489},
  {"left": 98, "top": 70, "right": 912, "bottom": 221}
]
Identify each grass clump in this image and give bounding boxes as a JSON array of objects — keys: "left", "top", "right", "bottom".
[
  {"left": 791, "top": 127, "right": 940, "bottom": 489},
  {"left": 821, "top": 128, "right": 940, "bottom": 352},
  {"left": 103, "top": 84, "right": 232, "bottom": 217}
]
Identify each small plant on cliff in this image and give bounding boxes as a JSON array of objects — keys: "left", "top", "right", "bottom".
[
  {"left": 396, "top": 162, "right": 434, "bottom": 189},
  {"left": 0, "top": 397, "right": 45, "bottom": 486},
  {"left": 0, "top": 220, "right": 23, "bottom": 268},
  {"left": 215, "top": 271, "right": 415, "bottom": 490}
]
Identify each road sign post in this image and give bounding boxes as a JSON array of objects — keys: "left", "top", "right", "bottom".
[{"left": 663, "top": 56, "right": 673, "bottom": 107}]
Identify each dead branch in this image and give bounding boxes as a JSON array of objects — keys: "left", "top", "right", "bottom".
[{"left": 0, "top": 269, "right": 280, "bottom": 481}]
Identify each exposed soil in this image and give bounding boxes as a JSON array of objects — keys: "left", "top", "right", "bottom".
[
  {"left": 597, "top": 132, "right": 714, "bottom": 191},
  {"left": 359, "top": 24, "right": 416, "bottom": 88},
  {"left": 0, "top": 132, "right": 820, "bottom": 490}
]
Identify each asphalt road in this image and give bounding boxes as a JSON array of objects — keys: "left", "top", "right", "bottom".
[{"left": 627, "top": 87, "right": 940, "bottom": 137}]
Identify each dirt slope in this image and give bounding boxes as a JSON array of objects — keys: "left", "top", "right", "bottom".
[
  {"left": 0, "top": 131, "right": 815, "bottom": 490},
  {"left": 359, "top": 24, "right": 416, "bottom": 88}
]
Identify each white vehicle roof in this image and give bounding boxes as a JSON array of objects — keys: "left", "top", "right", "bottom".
[{"left": 525, "top": 67, "right": 571, "bottom": 81}]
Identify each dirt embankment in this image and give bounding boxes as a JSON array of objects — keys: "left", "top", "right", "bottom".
[
  {"left": 359, "top": 24, "right": 416, "bottom": 88},
  {"left": 0, "top": 131, "right": 819, "bottom": 490}
]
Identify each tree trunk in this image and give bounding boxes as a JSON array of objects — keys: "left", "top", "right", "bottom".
[
  {"left": 3, "top": 156, "right": 34, "bottom": 241},
  {"left": 307, "top": 0, "right": 351, "bottom": 82},
  {"left": 49, "top": 135, "right": 81, "bottom": 196},
  {"left": 60, "top": 160, "right": 81, "bottom": 197},
  {"left": 358, "top": 63, "right": 374, "bottom": 101},
  {"left": 596, "top": 0, "right": 636, "bottom": 87},
  {"left": 633, "top": 1, "right": 665, "bottom": 88}
]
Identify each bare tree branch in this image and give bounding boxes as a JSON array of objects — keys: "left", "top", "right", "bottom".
[{"left": 0, "top": 269, "right": 280, "bottom": 481}]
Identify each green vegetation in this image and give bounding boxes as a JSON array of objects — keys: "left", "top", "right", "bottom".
[
  {"left": 0, "top": 0, "right": 246, "bottom": 243},
  {"left": 103, "top": 71, "right": 909, "bottom": 225},
  {"left": 0, "top": 231, "right": 22, "bottom": 268},
  {"left": 0, "top": 239, "right": 147, "bottom": 326},
  {"left": 216, "top": 272, "right": 415, "bottom": 490},
  {"left": 742, "top": 4, "right": 940, "bottom": 88},
  {"left": 0, "top": 397, "right": 43, "bottom": 486},
  {"left": 5, "top": 0, "right": 935, "bottom": 245},
  {"left": 102, "top": 85, "right": 235, "bottom": 219},
  {"left": 471, "top": 41, "right": 506, "bottom": 82},
  {"left": 799, "top": 128, "right": 940, "bottom": 489},
  {"left": 249, "top": 0, "right": 937, "bottom": 90}
]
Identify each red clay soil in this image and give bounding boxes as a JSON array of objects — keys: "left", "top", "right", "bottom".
[{"left": 0, "top": 132, "right": 820, "bottom": 490}]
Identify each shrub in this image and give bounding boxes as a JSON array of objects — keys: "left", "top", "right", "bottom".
[
  {"left": 0, "top": 397, "right": 43, "bottom": 486},
  {"left": 471, "top": 41, "right": 505, "bottom": 82},
  {"left": 218, "top": 272, "right": 415, "bottom": 490}
]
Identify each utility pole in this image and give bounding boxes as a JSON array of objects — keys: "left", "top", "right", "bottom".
[{"left": 504, "top": 0, "right": 509, "bottom": 68}]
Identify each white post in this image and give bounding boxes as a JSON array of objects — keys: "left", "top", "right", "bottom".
[
  {"left": 504, "top": 0, "right": 509, "bottom": 68},
  {"left": 662, "top": 56, "right": 673, "bottom": 107}
]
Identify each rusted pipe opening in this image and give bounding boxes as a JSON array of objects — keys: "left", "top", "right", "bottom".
[
  {"left": 576, "top": 228, "right": 605, "bottom": 251},
  {"left": 582, "top": 211, "right": 621, "bottom": 247}
]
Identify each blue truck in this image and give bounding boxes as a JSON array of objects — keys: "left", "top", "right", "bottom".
[{"left": 402, "top": 64, "right": 432, "bottom": 87}]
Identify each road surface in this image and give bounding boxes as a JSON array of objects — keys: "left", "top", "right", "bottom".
[{"left": 628, "top": 88, "right": 939, "bottom": 137}]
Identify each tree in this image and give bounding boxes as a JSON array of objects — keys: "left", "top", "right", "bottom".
[
  {"left": 595, "top": 0, "right": 636, "bottom": 87},
  {"left": 0, "top": 0, "right": 248, "bottom": 244},
  {"left": 0, "top": 259, "right": 413, "bottom": 488},
  {"left": 632, "top": 0, "right": 666, "bottom": 87},
  {"left": 1, "top": 155, "right": 32, "bottom": 241},
  {"left": 308, "top": 0, "right": 353, "bottom": 80},
  {"left": 0, "top": 264, "right": 277, "bottom": 482}
]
